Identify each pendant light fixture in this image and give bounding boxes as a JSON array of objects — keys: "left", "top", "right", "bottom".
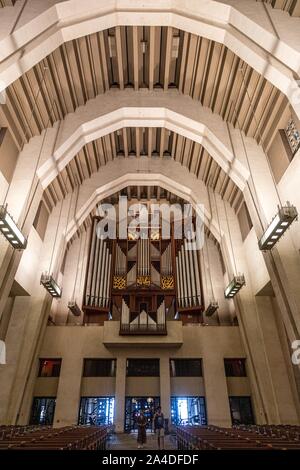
[
  {"left": 258, "top": 203, "right": 298, "bottom": 250},
  {"left": 0, "top": 205, "right": 27, "bottom": 249},
  {"left": 40, "top": 273, "right": 62, "bottom": 298}
]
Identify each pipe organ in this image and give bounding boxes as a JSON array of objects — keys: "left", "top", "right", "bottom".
[
  {"left": 83, "top": 216, "right": 204, "bottom": 326},
  {"left": 176, "top": 240, "right": 202, "bottom": 309},
  {"left": 84, "top": 220, "right": 112, "bottom": 323}
]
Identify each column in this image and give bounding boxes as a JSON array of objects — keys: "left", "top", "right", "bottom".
[
  {"left": 0, "top": 297, "right": 30, "bottom": 423},
  {"left": 203, "top": 354, "right": 231, "bottom": 427},
  {"left": 53, "top": 355, "right": 83, "bottom": 427},
  {"left": 160, "top": 357, "right": 171, "bottom": 421},
  {"left": 115, "top": 357, "right": 126, "bottom": 433},
  {"left": 255, "top": 296, "right": 299, "bottom": 424}
]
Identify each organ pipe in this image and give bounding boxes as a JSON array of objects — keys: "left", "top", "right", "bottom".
[
  {"left": 96, "top": 239, "right": 105, "bottom": 306},
  {"left": 101, "top": 246, "right": 108, "bottom": 307},
  {"left": 184, "top": 240, "right": 193, "bottom": 306},
  {"left": 138, "top": 239, "right": 150, "bottom": 276},
  {"left": 193, "top": 248, "right": 202, "bottom": 305},
  {"left": 157, "top": 300, "right": 165, "bottom": 325},
  {"left": 85, "top": 225, "right": 96, "bottom": 304},
  {"left": 161, "top": 243, "right": 172, "bottom": 275},
  {"left": 121, "top": 299, "right": 130, "bottom": 324},
  {"left": 91, "top": 236, "right": 100, "bottom": 305},
  {"left": 106, "top": 254, "right": 112, "bottom": 307}
]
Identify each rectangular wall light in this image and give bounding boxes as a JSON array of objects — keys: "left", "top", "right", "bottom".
[
  {"left": 224, "top": 275, "right": 245, "bottom": 299},
  {"left": 0, "top": 205, "right": 27, "bottom": 249},
  {"left": 258, "top": 203, "right": 298, "bottom": 251},
  {"left": 68, "top": 301, "right": 82, "bottom": 316},
  {"left": 40, "top": 273, "right": 62, "bottom": 298},
  {"left": 205, "top": 301, "right": 219, "bottom": 317}
]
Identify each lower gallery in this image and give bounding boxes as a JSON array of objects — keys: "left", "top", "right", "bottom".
[{"left": 0, "top": 0, "right": 300, "bottom": 456}]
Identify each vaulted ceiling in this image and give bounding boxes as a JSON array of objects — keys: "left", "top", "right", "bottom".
[
  {"left": 64, "top": 183, "right": 224, "bottom": 252},
  {"left": 1, "top": 0, "right": 300, "bottom": 15},
  {"left": 42, "top": 127, "right": 243, "bottom": 213},
  {"left": 3, "top": 26, "right": 288, "bottom": 152},
  {"left": 259, "top": 0, "right": 300, "bottom": 16}
]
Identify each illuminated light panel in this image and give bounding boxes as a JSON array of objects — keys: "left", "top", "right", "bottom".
[
  {"left": 0, "top": 205, "right": 27, "bottom": 249},
  {"left": 224, "top": 275, "right": 245, "bottom": 299},
  {"left": 258, "top": 203, "right": 298, "bottom": 251},
  {"left": 40, "top": 273, "right": 62, "bottom": 298},
  {"left": 68, "top": 301, "right": 82, "bottom": 316},
  {"left": 205, "top": 301, "right": 219, "bottom": 317}
]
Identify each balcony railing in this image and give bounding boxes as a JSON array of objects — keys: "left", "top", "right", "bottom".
[{"left": 119, "top": 323, "right": 167, "bottom": 335}]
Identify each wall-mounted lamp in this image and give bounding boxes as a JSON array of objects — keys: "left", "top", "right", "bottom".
[
  {"left": 258, "top": 203, "right": 298, "bottom": 251},
  {"left": 68, "top": 301, "right": 82, "bottom": 316},
  {"left": 205, "top": 301, "right": 219, "bottom": 316},
  {"left": 40, "top": 273, "right": 62, "bottom": 298},
  {"left": 224, "top": 275, "right": 245, "bottom": 299},
  {"left": 0, "top": 205, "right": 27, "bottom": 249}
]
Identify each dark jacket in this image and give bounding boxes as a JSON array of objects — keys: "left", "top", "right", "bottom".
[{"left": 154, "top": 413, "right": 164, "bottom": 430}]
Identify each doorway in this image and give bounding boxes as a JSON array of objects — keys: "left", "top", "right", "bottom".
[
  {"left": 78, "top": 397, "right": 115, "bottom": 426},
  {"left": 170, "top": 396, "right": 207, "bottom": 426},
  {"left": 30, "top": 397, "right": 56, "bottom": 425},
  {"left": 125, "top": 396, "right": 160, "bottom": 433},
  {"left": 229, "top": 396, "right": 254, "bottom": 425}
]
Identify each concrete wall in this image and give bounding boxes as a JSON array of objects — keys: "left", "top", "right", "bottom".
[{"left": 23, "top": 324, "right": 246, "bottom": 429}]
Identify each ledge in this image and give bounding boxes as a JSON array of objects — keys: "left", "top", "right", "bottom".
[{"left": 103, "top": 321, "right": 183, "bottom": 347}]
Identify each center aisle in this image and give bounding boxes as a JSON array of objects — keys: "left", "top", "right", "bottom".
[{"left": 107, "top": 432, "right": 177, "bottom": 450}]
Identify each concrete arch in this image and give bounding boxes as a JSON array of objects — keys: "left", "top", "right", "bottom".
[
  {"left": 64, "top": 158, "right": 224, "bottom": 246},
  {"left": 35, "top": 89, "right": 249, "bottom": 191},
  {"left": 0, "top": 0, "right": 300, "bottom": 117}
]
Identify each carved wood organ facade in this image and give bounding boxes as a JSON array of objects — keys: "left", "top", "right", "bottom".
[{"left": 83, "top": 215, "right": 204, "bottom": 331}]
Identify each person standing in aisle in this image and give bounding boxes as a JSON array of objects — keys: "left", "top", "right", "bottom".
[
  {"left": 137, "top": 410, "right": 147, "bottom": 449},
  {"left": 154, "top": 406, "right": 165, "bottom": 450}
]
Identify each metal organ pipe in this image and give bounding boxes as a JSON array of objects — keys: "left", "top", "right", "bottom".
[
  {"left": 96, "top": 238, "right": 105, "bottom": 306},
  {"left": 85, "top": 223, "right": 96, "bottom": 304},
  {"left": 157, "top": 300, "right": 165, "bottom": 325},
  {"left": 184, "top": 240, "right": 193, "bottom": 306},
  {"left": 147, "top": 239, "right": 149, "bottom": 275},
  {"left": 91, "top": 235, "right": 101, "bottom": 306},
  {"left": 179, "top": 250, "right": 186, "bottom": 308},
  {"left": 187, "top": 240, "right": 197, "bottom": 305},
  {"left": 162, "top": 244, "right": 171, "bottom": 275},
  {"left": 121, "top": 299, "right": 130, "bottom": 324},
  {"left": 180, "top": 247, "right": 188, "bottom": 307},
  {"left": 193, "top": 248, "right": 202, "bottom": 305},
  {"left": 103, "top": 247, "right": 110, "bottom": 307},
  {"left": 100, "top": 245, "right": 108, "bottom": 307},
  {"left": 168, "top": 244, "right": 172, "bottom": 274},
  {"left": 176, "top": 258, "right": 182, "bottom": 306},
  {"left": 116, "top": 244, "right": 119, "bottom": 274},
  {"left": 142, "top": 239, "right": 145, "bottom": 275}
]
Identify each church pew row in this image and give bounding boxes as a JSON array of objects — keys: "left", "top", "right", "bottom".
[
  {"left": 176, "top": 426, "right": 300, "bottom": 450},
  {"left": 0, "top": 425, "right": 52, "bottom": 440},
  {"left": 0, "top": 426, "right": 109, "bottom": 450},
  {"left": 234, "top": 424, "right": 300, "bottom": 441}
]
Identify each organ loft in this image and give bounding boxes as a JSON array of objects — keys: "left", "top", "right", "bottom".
[
  {"left": 0, "top": 0, "right": 300, "bottom": 454},
  {"left": 83, "top": 201, "right": 205, "bottom": 329}
]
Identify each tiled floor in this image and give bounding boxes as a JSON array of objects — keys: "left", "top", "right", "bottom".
[{"left": 107, "top": 431, "right": 177, "bottom": 450}]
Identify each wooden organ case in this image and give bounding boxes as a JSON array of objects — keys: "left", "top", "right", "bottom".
[{"left": 82, "top": 217, "right": 204, "bottom": 329}]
